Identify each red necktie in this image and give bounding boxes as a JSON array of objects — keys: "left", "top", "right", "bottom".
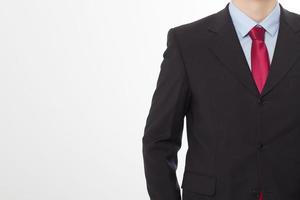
[
  {"left": 249, "top": 26, "right": 270, "bottom": 94},
  {"left": 257, "top": 191, "right": 263, "bottom": 200},
  {"left": 249, "top": 26, "right": 268, "bottom": 200}
]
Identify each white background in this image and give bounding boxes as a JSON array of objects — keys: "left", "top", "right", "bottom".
[{"left": 0, "top": 0, "right": 299, "bottom": 199}]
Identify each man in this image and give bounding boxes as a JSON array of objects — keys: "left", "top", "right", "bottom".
[{"left": 142, "top": 0, "right": 300, "bottom": 199}]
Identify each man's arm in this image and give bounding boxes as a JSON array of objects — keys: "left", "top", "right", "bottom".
[{"left": 142, "top": 28, "right": 192, "bottom": 200}]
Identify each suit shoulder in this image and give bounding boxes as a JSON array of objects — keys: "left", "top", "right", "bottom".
[
  {"left": 284, "top": 8, "right": 300, "bottom": 19},
  {"left": 168, "top": 11, "right": 219, "bottom": 42},
  {"left": 282, "top": 7, "right": 300, "bottom": 33},
  {"left": 171, "top": 11, "right": 218, "bottom": 33}
]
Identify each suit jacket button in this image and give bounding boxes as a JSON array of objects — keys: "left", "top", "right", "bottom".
[
  {"left": 257, "top": 143, "right": 264, "bottom": 151},
  {"left": 250, "top": 188, "right": 259, "bottom": 197},
  {"left": 258, "top": 98, "right": 264, "bottom": 105}
]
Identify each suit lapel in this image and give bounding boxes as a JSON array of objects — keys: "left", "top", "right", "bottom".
[
  {"left": 207, "top": 3, "right": 300, "bottom": 98},
  {"left": 207, "top": 3, "right": 260, "bottom": 97},
  {"left": 261, "top": 4, "right": 300, "bottom": 97}
]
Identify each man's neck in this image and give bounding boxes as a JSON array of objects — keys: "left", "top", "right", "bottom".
[{"left": 231, "top": 0, "right": 278, "bottom": 22}]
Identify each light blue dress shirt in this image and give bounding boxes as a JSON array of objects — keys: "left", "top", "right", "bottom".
[{"left": 228, "top": 1, "right": 281, "bottom": 70}]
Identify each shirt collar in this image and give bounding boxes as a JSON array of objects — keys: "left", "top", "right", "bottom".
[{"left": 228, "top": 1, "right": 280, "bottom": 38}]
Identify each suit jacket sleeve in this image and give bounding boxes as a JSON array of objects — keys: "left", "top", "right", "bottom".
[{"left": 142, "top": 28, "right": 192, "bottom": 200}]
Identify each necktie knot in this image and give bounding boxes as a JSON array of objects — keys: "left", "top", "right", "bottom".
[{"left": 249, "top": 26, "right": 266, "bottom": 41}]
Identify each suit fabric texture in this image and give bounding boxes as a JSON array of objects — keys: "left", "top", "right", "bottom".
[{"left": 142, "top": 2, "right": 300, "bottom": 200}]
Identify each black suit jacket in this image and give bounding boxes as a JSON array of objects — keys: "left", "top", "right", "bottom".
[{"left": 142, "top": 2, "right": 300, "bottom": 200}]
